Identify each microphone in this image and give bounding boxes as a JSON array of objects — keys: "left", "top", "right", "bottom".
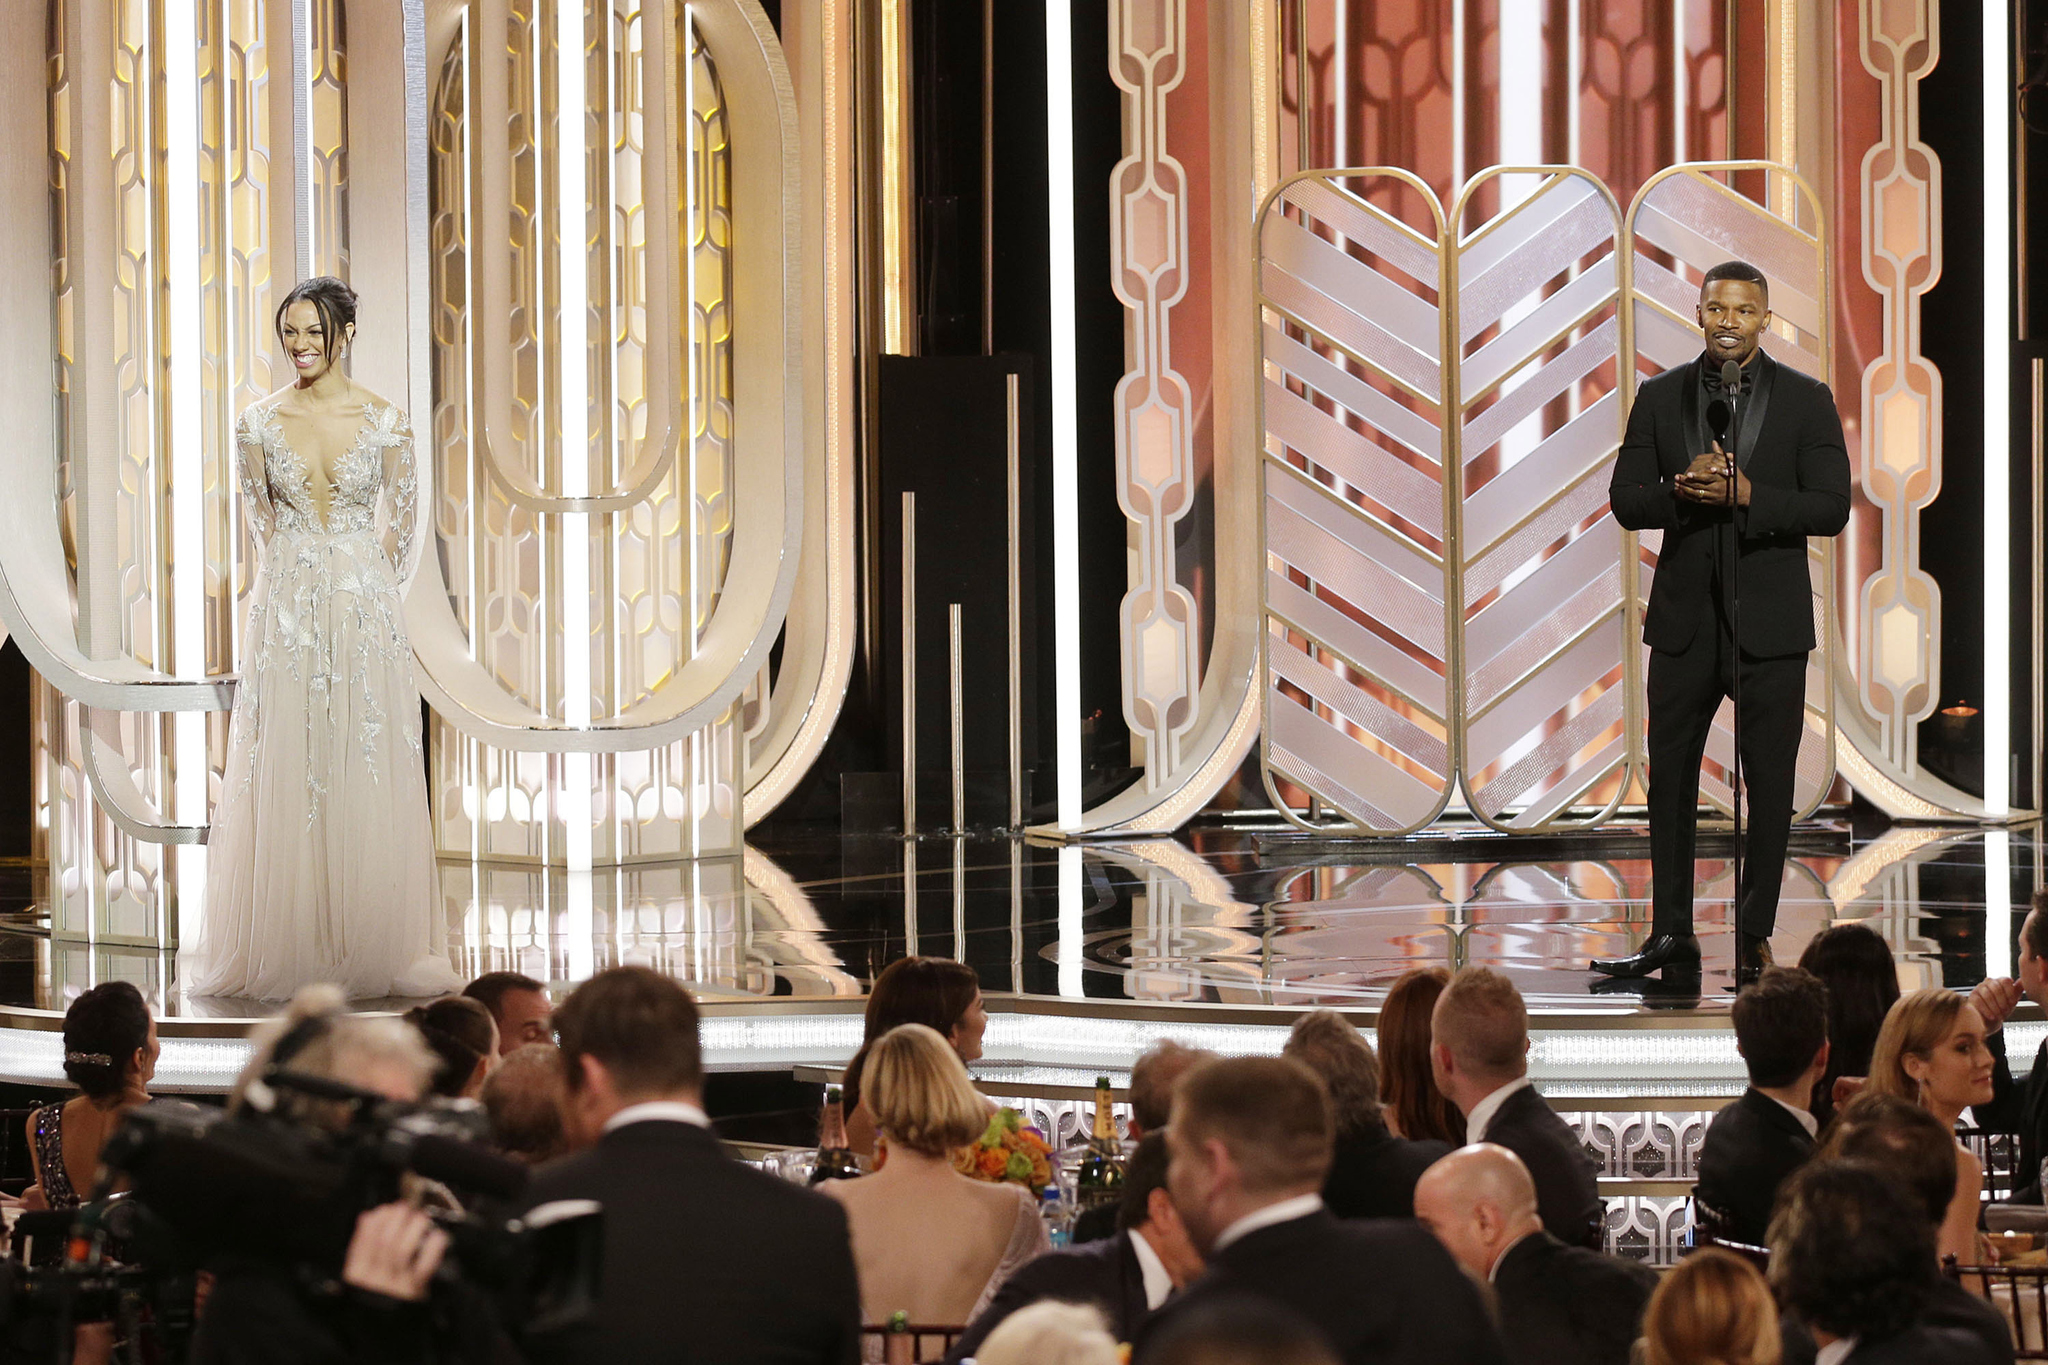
[{"left": 1720, "top": 358, "right": 1744, "bottom": 395}]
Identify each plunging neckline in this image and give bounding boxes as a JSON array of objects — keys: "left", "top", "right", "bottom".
[{"left": 266, "top": 400, "right": 378, "bottom": 531}]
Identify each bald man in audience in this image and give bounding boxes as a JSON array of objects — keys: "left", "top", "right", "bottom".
[
  {"left": 1431, "top": 967, "right": 1603, "bottom": 1246},
  {"left": 1414, "top": 1145, "right": 1656, "bottom": 1365},
  {"left": 1135, "top": 1057, "right": 1505, "bottom": 1365}
]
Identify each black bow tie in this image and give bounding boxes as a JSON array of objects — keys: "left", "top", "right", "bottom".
[{"left": 1703, "top": 358, "right": 1758, "bottom": 393}]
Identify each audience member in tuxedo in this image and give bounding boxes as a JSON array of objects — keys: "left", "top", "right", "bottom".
[
  {"left": 1641, "top": 1247, "right": 1781, "bottom": 1365},
  {"left": 1282, "top": 1009, "right": 1449, "bottom": 1218},
  {"left": 1142, "top": 1295, "right": 1341, "bottom": 1365},
  {"left": 1413, "top": 1144, "right": 1655, "bottom": 1365},
  {"left": 1134, "top": 1057, "right": 1506, "bottom": 1365},
  {"left": 1866, "top": 989, "right": 1995, "bottom": 1264},
  {"left": 968, "top": 1302, "right": 1121, "bottom": 1365},
  {"left": 1774, "top": 1094, "right": 2015, "bottom": 1365},
  {"left": 524, "top": 966, "right": 861, "bottom": 1365},
  {"left": 403, "top": 996, "right": 498, "bottom": 1100},
  {"left": 194, "top": 986, "right": 511, "bottom": 1365},
  {"left": 1956, "top": 889, "right": 2048, "bottom": 1202},
  {"left": 463, "top": 971, "right": 554, "bottom": 1056},
  {"left": 823, "top": 1024, "right": 1048, "bottom": 1333},
  {"left": 1795, "top": 924, "right": 1900, "bottom": 1127},
  {"left": 482, "top": 1042, "right": 569, "bottom": 1163},
  {"left": 1380, "top": 968, "right": 1464, "bottom": 1144},
  {"left": 1072, "top": 1040, "right": 1215, "bottom": 1244},
  {"left": 1695, "top": 966, "right": 1828, "bottom": 1246},
  {"left": 842, "top": 957, "right": 988, "bottom": 1157},
  {"left": 1768, "top": 1159, "right": 2005, "bottom": 1365},
  {"left": 1430, "top": 968, "right": 1603, "bottom": 1246},
  {"left": 948, "top": 1134, "right": 1201, "bottom": 1360}
]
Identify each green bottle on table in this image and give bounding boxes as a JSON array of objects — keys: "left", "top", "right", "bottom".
[{"left": 1074, "top": 1075, "right": 1125, "bottom": 1212}]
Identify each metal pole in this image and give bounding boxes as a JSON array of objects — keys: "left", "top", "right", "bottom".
[
  {"left": 901, "top": 491, "right": 917, "bottom": 836},
  {"left": 949, "top": 604, "right": 966, "bottom": 834},
  {"left": 903, "top": 840, "right": 919, "bottom": 955},
  {"left": 952, "top": 835, "right": 967, "bottom": 960},
  {"left": 1006, "top": 373, "right": 1024, "bottom": 827}
]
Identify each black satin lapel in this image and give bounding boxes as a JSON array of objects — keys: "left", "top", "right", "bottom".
[
  {"left": 1681, "top": 356, "right": 1706, "bottom": 469},
  {"left": 1734, "top": 351, "right": 1776, "bottom": 471}
]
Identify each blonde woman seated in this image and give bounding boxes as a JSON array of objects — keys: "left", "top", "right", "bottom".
[
  {"left": 821, "top": 1023, "right": 1048, "bottom": 1338},
  {"left": 1641, "top": 1246, "right": 1779, "bottom": 1365},
  {"left": 1865, "top": 987, "right": 1996, "bottom": 1264}
]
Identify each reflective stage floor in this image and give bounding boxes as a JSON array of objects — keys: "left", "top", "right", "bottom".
[{"left": 0, "top": 816, "right": 2040, "bottom": 1021}]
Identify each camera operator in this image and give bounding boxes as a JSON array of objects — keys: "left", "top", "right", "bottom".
[{"left": 189, "top": 985, "right": 521, "bottom": 1365}]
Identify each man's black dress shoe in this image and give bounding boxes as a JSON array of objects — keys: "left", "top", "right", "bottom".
[
  {"left": 1735, "top": 932, "right": 1775, "bottom": 987},
  {"left": 1590, "top": 933, "right": 1702, "bottom": 978}
]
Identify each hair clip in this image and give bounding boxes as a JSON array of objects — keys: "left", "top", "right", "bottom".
[{"left": 64, "top": 1051, "right": 112, "bottom": 1067}]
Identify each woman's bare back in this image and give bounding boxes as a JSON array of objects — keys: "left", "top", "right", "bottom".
[{"left": 824, "top": 1156, "right": 1034, "bottom": 1326}]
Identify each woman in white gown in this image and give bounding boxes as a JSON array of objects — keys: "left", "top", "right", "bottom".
[{"left": 187, "top": 277, "right": 461, "bottom": 1002}]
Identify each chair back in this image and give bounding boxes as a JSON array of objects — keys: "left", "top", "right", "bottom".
[
  {"left": 1945, "top": 1254, "right": 2048, "bottom": 1360},
  {"left": 0, "top": 1108, "right": 37, "bottom": 1196},
  {"left": 1689, "top": 1193, "right": 1770, "bottom": 1272},
  {"left": 1958, "top": 1126, "right": 2023, "bottom": 1204},
  {"left": 860, "top": 1323, "right": 965, "bottom": 1364}
]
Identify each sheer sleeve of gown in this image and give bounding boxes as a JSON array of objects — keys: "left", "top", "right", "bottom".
[
  {"left": 967, "top": 1186, "right": 1053, "bottom": 1324},
  {"left": 233, "top": 406, "right": 276, "bottom": 547},
  {"left": 375, "top": 407, "right": 424, "bottom": 587}
]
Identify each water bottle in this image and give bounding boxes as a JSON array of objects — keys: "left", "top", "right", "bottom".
[{"left": 1041, "top": 1184, "right": 1073, "bottom": 1247}]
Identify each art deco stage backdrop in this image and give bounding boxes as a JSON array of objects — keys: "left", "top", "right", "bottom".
[{"left": 0, "top": 0, "right": 2038, "bottom": 1002}]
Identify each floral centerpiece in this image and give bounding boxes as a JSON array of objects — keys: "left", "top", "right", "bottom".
[{"left": 954, "top": 1106, "right": 1055, "bottom": 1195}]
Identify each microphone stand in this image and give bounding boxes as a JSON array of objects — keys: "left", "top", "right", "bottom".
[{"left": 1717, "top": 361, "right": 1745, "bottom": 950}]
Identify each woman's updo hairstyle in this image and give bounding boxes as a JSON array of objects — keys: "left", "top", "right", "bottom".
[
  {"left": 62, "top": 980, "right": 150, "bottom": 1100},
  {"left": 404, "top": 996, "right": 496, "bottom": 1098},
  {"left": 274, "top": 275, "right": 359, "bottom": 358}
]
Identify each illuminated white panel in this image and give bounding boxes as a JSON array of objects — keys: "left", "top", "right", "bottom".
[
  {"left": 1046, "top": 2, "right": 1081, "bottom": 829},
  {"left": 1985, "top": 3, "right": 2011, "bottom": 816}
]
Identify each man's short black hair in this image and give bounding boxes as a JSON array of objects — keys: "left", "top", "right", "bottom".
[
  {"left": 2022, "top": 888, "right": 2048, "bottom": 961},
  {"left": 1144, "top": 1292, "right": 1341, "bottom": 1365},
  {"left": 1731, "top": 966, "right": 1829, "bottom": 1089},
  {"left": 1117, "top": 1130, "right": 1171, "bottom": 1234},
  {"left": 1701, "top": 259, "right": 1769, "bottom": 300},
  {"left": 464, "top": 971, "right": 547, "bottom": 1018},
  {"left": 1768, "top": 1159, "right": 1933, "bottom": 1343}
]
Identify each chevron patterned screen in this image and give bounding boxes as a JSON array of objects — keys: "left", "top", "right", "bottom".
[{"left": 1260, "top": 162, "right": 1833, "bottom": 834}]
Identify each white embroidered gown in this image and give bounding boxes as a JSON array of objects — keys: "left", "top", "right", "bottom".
[{"left": 186, "top": 400, "right": 461, "bottom": 1002}]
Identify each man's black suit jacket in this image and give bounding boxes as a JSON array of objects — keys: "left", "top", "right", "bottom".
[
  {"left": 1478, "top": 1085, "right": 1605, "bottom": 1248},
  {"left": 1694, "top": 1088, "right": 1816, "bottom": 1245},
  {"left": 1781, "top": 1279, "right": 2015, "bottom": 1365},
  {"left": 1610, "top": 350, "right": 1851, "bottom": 656},
  {"left": 1323, "top": 1129, "right": 1452, "bottom": 1220},
  {"left": 1980, "top": 1028, "right": 2048, "bottom": 1203},
  {"left": 1491, "top": 1232, "right": 1658, "bottom": 1365},
  {"left": 1132, "top": 1210, "right": 1506, "bottom": 1365},
  {"left": 945, "top": 1231, "right": 1150, "bottom": 1361},
  {"left": 522, "top": 1119, "right": 862, "bottom": 1365}
]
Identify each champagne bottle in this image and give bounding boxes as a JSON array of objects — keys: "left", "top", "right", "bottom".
[
  {"left": 810, "top": 1084, "right": 863, "bottom": 1184},
  {"left": 1074, "top": 1076, "right": 1125, "bottom": 1211}
]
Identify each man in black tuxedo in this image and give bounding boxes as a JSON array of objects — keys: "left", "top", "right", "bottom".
[
  {"left": 1430, "top": 968, "right": 1604, "bottom": 1247},
  {"left": 522, "top": 967, "right": 862, "bottom": 1365},
  {"left": 1413, "top": 1145, "right": 1655, "bottom": 1365},
  {"left": 1773, "top": 1157, "right": 2009, "bottom": 1365},
  {"left": 1592, "top": 260, "right": 1851, "bottom": 985},
  {"left": 947, "top": 1133, "right": 1202, "bottom": 1359},
  {"left": 1959, "top": 889, "right": 2048, "bottom": 1203},
  {"left": 1133, "top": 1057, "right": 1506, "bottom": 1365},
  {"left": 1777, "top": 1095, "right": 2014, "bottom": 1365},
  {"left": 1695, "top": 965, "right": 1828, "bottom": 1246}
]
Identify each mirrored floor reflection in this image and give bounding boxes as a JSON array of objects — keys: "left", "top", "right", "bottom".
[{"left": 0, "top": 820, "right": 2038, "bottom": 1017}]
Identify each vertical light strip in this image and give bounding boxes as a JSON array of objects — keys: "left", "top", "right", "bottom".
[
  {"left": 1331, "top": 0, "right": 1346, "bottom": 167},
  {"left": 1450, "top": 0, "right": 1465, "bottom": 192},
  {"left": 559, "top": 0, "right": 595, "bottom": 978},
  {"left": 1566, "top": 0, "right": 1580, "bottom": 165},
  {"left": 684, "top": 4, "right": 705, "bottom": 857},
  {"left": 167, "top": 0, "right": 208, "bottom": 924},
  {"left": 1984, "top": 0, "right": 2012, "bottom": 818},
  {"left": 1057, "top": 844, "right": 1083, "bottom": 996},
  {"left": 1672, "top": 0, "right": 1687, "bottom": 161},
  {"left": 1046, "top": 1, "right": 1082, "bottom": 829},
  {"left": 293, "top": 0, "right": 315, "bottom": 277},
  {"left": 879, "top": 0, "right": 911, "bottom": 353},
  {"left": 1988, "top": 828, "right": 2015, "bottom": 980}
]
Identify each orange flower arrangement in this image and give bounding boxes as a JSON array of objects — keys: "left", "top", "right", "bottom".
[{"left": 952, "top": 1107, "right": 1055, "bottom": 1195}]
